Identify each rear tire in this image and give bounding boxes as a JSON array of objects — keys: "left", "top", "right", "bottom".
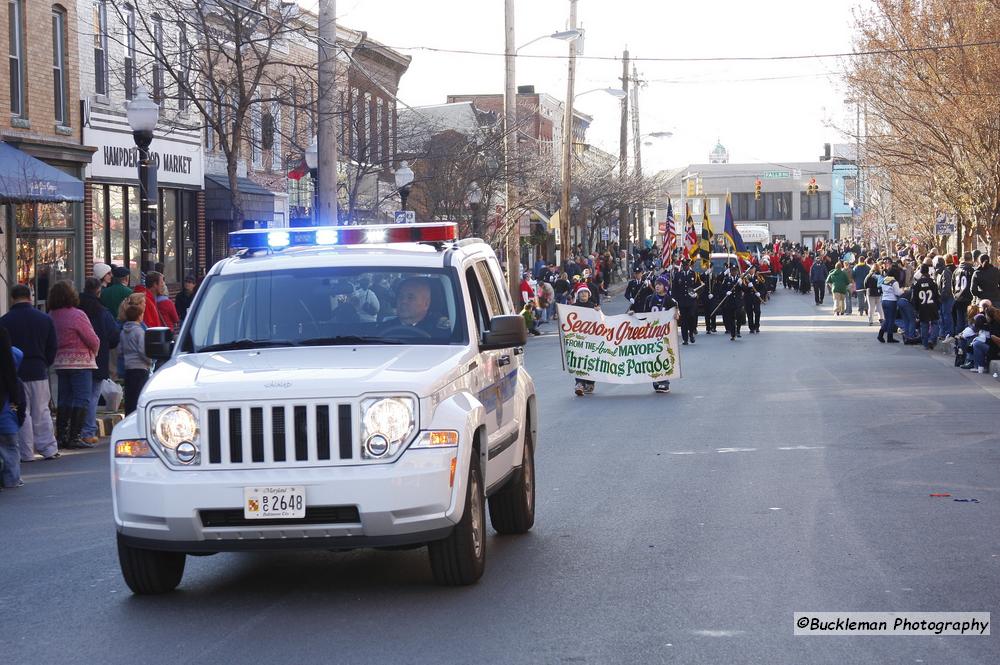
[
  {"left": 117, "top": 534, "right": 186, "bottom": 595},
  {"left": 428, "top": 453, "right": 486, "bottom": 586},
  {"left": 488, "top": 425, "right": 535, "bottom": 535}
]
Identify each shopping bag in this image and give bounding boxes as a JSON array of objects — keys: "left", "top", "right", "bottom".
[{"left": 100, "top": 378, "right": 123, "bottom": 412}]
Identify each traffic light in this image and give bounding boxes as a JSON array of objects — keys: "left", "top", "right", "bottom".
[
  {"left": 696, "top": 177, "right": 704, "bottom": 196},
  {"left": 686, "top": 178, "right": 695, "bottom": 197},
  {"left": 754, "top": 179, "right": 762, "bottom": 201},
  {"left": 807, "top": 178, "right": 818, "bottom": 195}
]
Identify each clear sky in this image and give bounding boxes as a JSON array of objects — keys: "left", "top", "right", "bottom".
[{"left": 307, "top": 0, "right": 865, "bottom": 173}]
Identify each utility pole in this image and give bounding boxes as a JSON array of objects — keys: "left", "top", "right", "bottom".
[
  {"left": 618, "top": 48, "right": 630, "bottom": 255},
  {"left": 559, "top": 0, "right": 578, "bottom": 265},
  {"left": 631, "top": 64, "right": 644, "bottom": 244},
  {"left": 317, "top": 0, "right": 339, "bottom": 225},
  {"left": 504, "top": 0, "right": 519, "bottom": 296}
]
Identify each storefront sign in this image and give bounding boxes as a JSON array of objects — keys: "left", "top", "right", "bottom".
[
  {"left": 85, "top": 121, "right": 203, "bottom": 188},
  {"left": 557, "top": 304, "right": 681, "bottom": 384}
]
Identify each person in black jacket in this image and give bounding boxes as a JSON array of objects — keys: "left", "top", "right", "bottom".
[
  {"left": 672, "top": 258, "right": 701, "bottom": 345},
  {"left": 910, "top": 265, "right": 940, "bottom": 350},
  {"left": 174, "top": 275, "right": 197, "bottom": 321},
  {"left": 953, "top": 252, "right": 976, "bottom": 332},
  {"left": 641, "top": 276, "right": 679, "bottom": 394},
  {"left": 78, "top": 277, "right": 121, "bottom": 444},
  {"left": 624, "top": 268, "right": 644, "bottom": 307},
  {"left": 719, "top": 264, "right": 743, "bottom": 340},
  {"left": 0, "top": 284, "right": 59, "bottom": 462},
  {"left": 971, "top": 255, "right": 1000, "bottom": 304}
]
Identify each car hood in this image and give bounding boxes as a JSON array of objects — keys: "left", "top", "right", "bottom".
[{"left": 140, "top": 345, "right": 474, "bottom": 404}]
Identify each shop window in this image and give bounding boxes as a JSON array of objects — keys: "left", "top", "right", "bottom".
[
  {"left": 109, "top": 186, "right": 126, "bottom": 267},
  {"left": 161, "top": 189, "right": 177, "bottom": 282},
  {"left": 92, "top": 184, "right": 106, "bottom": 263},
  {"left": 127, "top": 186, "right": 140, "bottom": 281}
]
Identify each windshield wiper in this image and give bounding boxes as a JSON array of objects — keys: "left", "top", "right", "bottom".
[
  {"left": 198, "top": 339, "right": 295, "bottom": 353},
  {"left": 298, "top": 335, "right": 403, "bottom": 346}
]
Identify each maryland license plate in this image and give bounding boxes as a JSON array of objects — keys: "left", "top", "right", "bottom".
[{"left": 243, "top": 486, "right": 306, "bottom": 519}]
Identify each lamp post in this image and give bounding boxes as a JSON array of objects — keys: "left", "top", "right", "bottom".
[
  {"left": 466, "top": 181, "right": 483, "bottom": 237},
  {"left": 126, "top": 85, "right": 160, "bottom": 275},
  {"left": 394, "top": 161, "right": 414, "bottom": 212},
  {"left": 305, "top": 137, "right": 319, "bottom": 225}
]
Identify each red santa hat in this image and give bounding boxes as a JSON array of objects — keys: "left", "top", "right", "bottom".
[{"left": 574, "top": 283, "right": 592, "bottom": 296}]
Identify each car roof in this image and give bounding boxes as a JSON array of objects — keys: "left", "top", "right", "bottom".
[{"left": 211, "top": 240, "right": 495, "bottom": 276}]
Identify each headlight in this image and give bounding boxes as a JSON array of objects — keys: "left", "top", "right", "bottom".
[
  {"left": 361, "top": 397, "right": 415, "bottom": 459},
  {"left": 150, "top": 405, "right": 200, "bottom": 466}
]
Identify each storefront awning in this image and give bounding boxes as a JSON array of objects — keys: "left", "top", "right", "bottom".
[
  {"left": 0, "top": 142, "right": 84, "bottom": 202},
  {"left": 204, "top": 174, "right": 274, "bottom": 223}
]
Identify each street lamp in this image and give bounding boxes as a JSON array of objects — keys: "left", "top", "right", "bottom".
[
  {"left": 574, "top": 87, "right": 627, "bottom": 101},
  {"left": 394, "top": 161, "right": 414, "bottom": 211},
  {"left": 516, "top": 29, "right": 581, "bottom": 53},
  {"left": 466, "top": 181, "right": 483, "bottom": 237},
  {"left": 305, "top": 137, "right": 319, "bottom": 225},
  {"left": 126, "top": 85, "right": 160, "bottom": 275}
]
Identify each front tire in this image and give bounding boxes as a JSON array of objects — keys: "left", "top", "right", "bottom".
[
  {"left": 488, "top": 425, "right": 535, "bottom": 535},
  {"left": 117, "top": 534, "right": 186, "bottom": 594},
  {"left": 428, "top": 453, "right": 486, "bottom": 586}
]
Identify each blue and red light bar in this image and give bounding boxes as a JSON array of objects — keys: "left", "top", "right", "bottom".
[{"left": 229, "top": 222, "right": 458, "bottom": 251}]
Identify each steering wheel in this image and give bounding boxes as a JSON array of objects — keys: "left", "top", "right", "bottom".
[{"left": 380, "top": 323, "right": 433, "bottom": 340}]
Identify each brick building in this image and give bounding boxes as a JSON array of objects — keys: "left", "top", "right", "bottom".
[{"left": 0, "top": 0, "right": 95, "bottom": 309}]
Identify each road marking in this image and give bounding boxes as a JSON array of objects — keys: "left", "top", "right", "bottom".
[
  {"left": 777, "top": 445, "right": 825, "bottom": 450},
  {"left": 691, "top": 629, "right": 746, "bottom": 637},
  {"left": 716, "top": 447, "right": 757, "bottom": 453}
]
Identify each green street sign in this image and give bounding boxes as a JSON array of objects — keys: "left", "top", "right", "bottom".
[{"left": 760, "top": 170, "right": 790, "bottom": 179}]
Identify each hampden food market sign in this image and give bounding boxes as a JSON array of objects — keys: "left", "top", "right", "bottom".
[{"left": 84, "top": 114, "right": 203, "bottom": 188}]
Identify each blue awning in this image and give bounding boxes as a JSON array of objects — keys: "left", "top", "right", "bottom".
[{"left": 0, "top": 141, "right": 84, "bottom": 203}]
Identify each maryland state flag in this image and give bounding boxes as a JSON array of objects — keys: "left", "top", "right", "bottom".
[
  {"left": 697, "top": 199, "right": 714, "bottom": 263},
  {"left": 681, "top": 202, "right": 698, "bottom": 260},
  {"left": 723, "top": 193, "right": 751, "bottom": 261}
]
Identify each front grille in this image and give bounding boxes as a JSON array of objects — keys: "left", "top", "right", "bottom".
[
  {"left": 199, "top": 505, "right": 361, "bottom": 528},
  {"left": 203, "top": 401, "right": 355, "bottom": 468}
]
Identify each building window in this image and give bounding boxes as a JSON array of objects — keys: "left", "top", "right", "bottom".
[
  {"left": 842, "top": 176, "right": 857, "bottom": 205},
  {"left": 204, "top": 97, "right": 215, "bottom": 151},
  {"left": 801, "top": 192, "right": 831, "bottom": 220},
  {"left": 52, "top": 7, "right": 69, "bottom": 125},
  {"left": 177, "top": 22, "right": 189, "bottom": 110},
  {"left": 251, "top": 99, "right": 262, "bottom": 169},
  {"left": 731, "top": 192, "right": 791, "bottom": 222},
  {"left": 271, "top": 101, "right": 282, "bottom": 168},
  {"left": 93, "top": 1, "right": 108, "bottom": 96},
  {"left": 8, "top": 0, "right": 25, "bottom": 116},
  {"left": 124, "top": 4, "right": 136, "bottom": 100},
  {"left": 378, "top": 98, "right": 388, "bottom": 164},
  {"left": 152, "top": 15, "right": 164, "bottom": 102}
]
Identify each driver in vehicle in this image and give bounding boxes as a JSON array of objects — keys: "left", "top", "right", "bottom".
[{"left": 382, "top": 277, "right": 451, "bottom": 337}]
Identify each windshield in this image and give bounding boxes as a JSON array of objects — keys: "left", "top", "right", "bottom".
[{"left": 183, "top": 266, "right": 468, "bottom": 352}]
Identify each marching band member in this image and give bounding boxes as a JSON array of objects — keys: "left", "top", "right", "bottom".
[
  {"left": 741, "top": 265, "right": 765, "bottom": 334},
  {"left": 719, "top": 263, "right": 743, "bottom": 340},
  {"left": 673, "top": 257, "right": 702, "bottom": 345}
]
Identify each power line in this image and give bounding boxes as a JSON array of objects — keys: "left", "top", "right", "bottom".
[{"left": 382, "top": 38, "right": 1000, "bottom": 63}]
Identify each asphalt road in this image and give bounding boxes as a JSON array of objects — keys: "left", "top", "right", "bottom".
[{"left": 2, "top": 286, "right": 998, "bottom": 665}]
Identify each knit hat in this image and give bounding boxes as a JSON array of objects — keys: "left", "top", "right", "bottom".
[
  {"left": 93, "top": 262, "right": 112, "bottom": 281},
  {"left": 655, "top": 275, "right": 670, "bottom": 289}
]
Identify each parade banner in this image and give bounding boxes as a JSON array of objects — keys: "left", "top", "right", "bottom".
[{"left": 557, "top": 305, "right": 682, "bottom": 384}]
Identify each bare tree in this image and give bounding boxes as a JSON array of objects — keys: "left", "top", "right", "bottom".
[
  {"left": 105, "top": 0, "right": 322, "bottom": 226},
  {"left": 846, "top": 0, "right": 1000, "bottom": 256}
]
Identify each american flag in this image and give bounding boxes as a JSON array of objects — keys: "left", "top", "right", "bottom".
[
  {"left": 681, "top": 203, "right": 698, "bottom": 260},
  {"left": 661, "top": 199, "right": 676, "bottom": 262}
]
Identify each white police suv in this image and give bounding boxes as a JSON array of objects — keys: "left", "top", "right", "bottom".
[{"left": 112, "top": 222, "right": 537, "bottom": 593}]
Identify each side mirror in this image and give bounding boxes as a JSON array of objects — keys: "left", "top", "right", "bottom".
[
  {"left": 481, "top": 315, "right": 528, "bottom": 351},
  {"left": 145, "top": 327, "right": 174, "bottom": 361}
]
